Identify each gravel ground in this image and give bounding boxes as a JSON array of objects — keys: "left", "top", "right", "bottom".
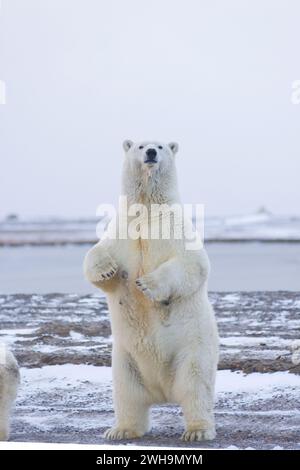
[{"left": 0, "top": 291, "right": 300, "bottom": 449}]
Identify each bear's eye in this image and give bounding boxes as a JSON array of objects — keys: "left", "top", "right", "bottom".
[
  {"left": 139, "top": 145, "right": 144, "bottom": 150},
  {"left": 158, "top": 145, "right": 163, "bottom": 150}
]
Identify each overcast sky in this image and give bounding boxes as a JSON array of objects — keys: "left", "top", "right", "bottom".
[{"left": 0, "top": 0, "right": 300, "bottom": 219}]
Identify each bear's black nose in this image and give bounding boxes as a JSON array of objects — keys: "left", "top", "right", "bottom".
[{"left": 145, "top": 148, "right": 157, "bottom": 161}]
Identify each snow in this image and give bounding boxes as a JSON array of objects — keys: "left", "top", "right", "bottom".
[
  {"left": 220, "top": 294, "right": 240, "bottom": 304},
  {"left": 69, "top": 330, "right": 86, "bottom": 341},
  {"left": 20, "top": 365, "right": 300, "bottom": 401},
  {"left": 22, "top": 364, "right": 112, "bottom": 389},
  {"left": 0, "top": 328, "right": 37, "bottom": 336},
  {"left": 220, "top": 336, "right": 292, "bottom": 348},
  {"left": 226, "top": 445, "right": 283, "bottom": 450},
  {"left": 216, "top": 370, "right": 300, "bottom": 395}
]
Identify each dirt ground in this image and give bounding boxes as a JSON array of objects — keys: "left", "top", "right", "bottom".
[{"left": 1, "top": 291, "right": 300, "bottom": 449}]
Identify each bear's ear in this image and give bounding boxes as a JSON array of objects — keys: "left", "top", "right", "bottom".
[
  {"left": 168, "top": 142, "right": 179, "bottom": 155},
  {"left": 123, "top": 140, "right": 134, "bottom": 152}
]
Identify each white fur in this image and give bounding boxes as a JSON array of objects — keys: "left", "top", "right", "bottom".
[
  {"left": 0, "top": 347, "right": 20, "bottom": 440},
  {"left": 84, "top": 141, "right": 219, "bottom": 441}
]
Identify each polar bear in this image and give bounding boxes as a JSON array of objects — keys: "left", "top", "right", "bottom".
[
  {"left": 0, "top": 346, "right": 20, "bottom": 440},
  {"left": 84, "top": 140, "right": 219, "bottom": 441}
]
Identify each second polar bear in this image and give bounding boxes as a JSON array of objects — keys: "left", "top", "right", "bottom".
[
  {"left": 84, "top": 140, "right": 219, "bottom": 441},
  {"left": 0, "top": 345, "right": 19, "bottom": 440}
]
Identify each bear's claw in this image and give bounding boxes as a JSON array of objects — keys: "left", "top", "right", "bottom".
[
  {"left": 135, "top": 275, "right": 164, "bottom": 302},
  {"left": 88, "top": 260, "right": 118, "bottom": 283}
]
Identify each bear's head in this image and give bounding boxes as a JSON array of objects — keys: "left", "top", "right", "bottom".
[
  {"left": 121, "top": 140, "right": 180, "bottom": 204},
  {"left": 123, "top": 140, "right": 178, "bottom": 172}
]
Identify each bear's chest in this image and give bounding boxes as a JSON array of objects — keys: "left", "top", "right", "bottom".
[{"left": 115, "top": 237, "right": 174, "bottom": 279}]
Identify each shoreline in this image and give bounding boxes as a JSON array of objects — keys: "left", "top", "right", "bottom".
[{"left": 2, "top": 238, "right": 300, "bottom": 247}]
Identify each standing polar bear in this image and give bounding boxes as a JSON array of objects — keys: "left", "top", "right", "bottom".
[{"left": 84, "top": 140, "right": 219, "bottom": 441}]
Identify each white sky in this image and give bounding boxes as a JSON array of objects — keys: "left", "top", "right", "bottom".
[{"left": 0, "top": 0, "right": 300, "bottom": 218}]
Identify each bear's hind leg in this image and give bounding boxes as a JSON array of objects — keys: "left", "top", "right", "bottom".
[
  {"left": 104, "top": 349, "right": 150, "bottom": 441},
  {"left": 173, "top": 353, "right": 217, "bottom": 442}
]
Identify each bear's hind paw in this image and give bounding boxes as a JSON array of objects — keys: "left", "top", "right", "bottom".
[
  {"left": 181, "top": 428, "right": 216, "bottom": 442},
  {"left": 104, "top": 427, "right": 141, "bottom": 440}
]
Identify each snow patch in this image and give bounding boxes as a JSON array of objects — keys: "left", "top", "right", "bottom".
[
  {"left": 291, "top": 340, "right": 300, "bottom": 365},
  {"left": 216, "top": 370, "right": 300, "bottom": 395}
]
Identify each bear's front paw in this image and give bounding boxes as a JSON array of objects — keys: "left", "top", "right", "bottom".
[
  {"left": 181, "top": 427, "right": 216, "bottom": 442},
  {"left": 136, "top": 274, "right": 167, "bottom": 302},
  {"left": 104, "top": 427, "right": 142, "bottom": 440},
  {"left": 85, "top": 256, "right": 118, "bottom": 283}
]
